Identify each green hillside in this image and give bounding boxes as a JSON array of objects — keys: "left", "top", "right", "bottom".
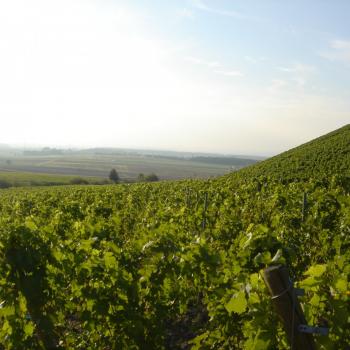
[{"left": 235, "top": 124, "right": 350, "bottom": 181}]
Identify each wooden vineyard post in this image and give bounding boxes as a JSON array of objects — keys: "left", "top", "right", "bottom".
[
  {"left": 202, "top": 192, "right": 208, "bottom": 229},
  {"left": 302, "top": 192, "right": 308, "bottom": 222},
  {"left": 186, "top": 188, "right": 191, "bottom": 207},
  {"left": 263, "top": 265, "right": 317, "bottom": 350}
]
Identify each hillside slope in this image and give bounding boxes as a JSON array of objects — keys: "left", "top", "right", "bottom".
[
  {"left": 234, "top": 124, "right": 350, "bottom": 181},
  {"left": 0, "top": 126, "right": 349, "bottom": 349}
]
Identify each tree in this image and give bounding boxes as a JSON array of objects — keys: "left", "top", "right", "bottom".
[
  {"left": 70, "top": 177, "right": 89, "bottom": 185},
  {"left": 137, "top": 173, "right": 145, "bottom": 182},
  {"left": 145, "top": 173, "right": 159, "bottom": 182},
  {"left": 0, "top": 180, "right": 11, "bottom": 189},
  {"left": 109, "top": 169, "right": 120, "bottom": 184}
]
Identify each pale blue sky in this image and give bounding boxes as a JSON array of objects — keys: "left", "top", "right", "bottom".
[{"left": 0, "top": 0, "right": 349, "bottom": 155}]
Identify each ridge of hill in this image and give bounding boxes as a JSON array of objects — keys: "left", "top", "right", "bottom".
[{"left": 233, "top": 124, "right": 350, "bottom": 181}]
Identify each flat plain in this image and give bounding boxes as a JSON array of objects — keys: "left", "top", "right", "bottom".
[{"left": 0, "top": 149, "right": 258, "bottom": 185}]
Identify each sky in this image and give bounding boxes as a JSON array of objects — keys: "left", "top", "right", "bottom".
[{"left": 0, "top": 0, "right": 349, "bottom": 156}]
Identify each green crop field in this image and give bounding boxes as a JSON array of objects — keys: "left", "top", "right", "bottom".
[
  {"left": 0, "top": 171, "right": 105, "bottom": 188},
  {"left": 0, "top": 125, "right": 349, "bottom": 349}
]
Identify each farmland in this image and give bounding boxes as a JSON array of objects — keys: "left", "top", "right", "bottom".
[
  {"left": 0, "top": 171, "right": 105, "bottom": 188},
  {"left": 0, "top": 125, "right": 349, "bottom": 349},
  {"left": 0, "top": 149, "right": 258, "bottom": 184}
]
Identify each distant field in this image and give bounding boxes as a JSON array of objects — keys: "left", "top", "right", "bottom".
[
  {"left": 0, "top": 152, "right": 256, "bottom": 181},
  {"left": 0, "top": 170, "right": 104, "bottom": 188}
]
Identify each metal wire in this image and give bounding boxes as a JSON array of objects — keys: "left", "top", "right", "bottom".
[{"left": 270, "top": 283, "right": 293, "bottom": 300}]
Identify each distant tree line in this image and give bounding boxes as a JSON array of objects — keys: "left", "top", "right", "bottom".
[
  {"left": 191, "top": 156, "right": 257, "bottom": 167},
  {"left": 69, "top": 177, "right": 110, "bottom": 185},
  {"left": 138, "top": 173, "right": 159, "bottom": 182},
  {"left": 108, "top": 169, "right": 159, "bottom": 184},
  {"left": 23, "top": 147, "right": 64, "bottom": 156},
  {"left": 0, "top": 169, "right": 160, "bottom": 191}
]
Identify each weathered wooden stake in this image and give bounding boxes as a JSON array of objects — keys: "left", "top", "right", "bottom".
[
  {"left": 263, "top": 265, "right": 317, "bottom": 350},
  {"left": 302, "top": 192, "right": 308, "bottom": 222},
  {"left": 202, "top": 192, "right": 208, "bottom": 229},
  {"left": 186, "top": 188, "right": 191, "bottom": 207}
]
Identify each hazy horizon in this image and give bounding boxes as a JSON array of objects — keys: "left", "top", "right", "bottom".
[
  {"left": 1, "top": 123, "right": 348, "bottom": 158},
  {"left": 1, "top": 1, "right": 349, "bottom": 155},
  {"left": 0, "top": 141, "right": 269, "bottom": 158}
]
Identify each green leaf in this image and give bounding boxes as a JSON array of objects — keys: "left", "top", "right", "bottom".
[
  {"left": 254, "top": 251, "right": 271, "bottom": 265},
  {"left": 245, "top": 337, "right": 271, "bottom": 350},
  {"left": 86, "top": 299, "right": 94, "bottom": 311},
  {"left": 248, "top": 292, "right": 260, "bottom": 305},
  {"left": 24, "top": 322, "right": 35, "bottom": 337},
  {"left": 300, "top": 276, "right": 317, "bottom": 288},
  {"left": 335, "top": 278, "right": 348, "bottom": 293},
  {"left": 104, "top": 252, "right": 117, "bottom": 268},
  {"left": 18, "top": 294, "right": 27, "bottom": 314},
  {"left": 189, "top": 331, "right": 209, "bottom": 350},
  {"left": 225, "top": 291, "right": 247, "bottom": 314},
  {"left": 2, "top": 320, "right": 12, "bottom": 335},
  {"left": 310, "top": 294, "right": 320, "bottom": 306},
  {"left": 52, "top": 249, "right": 64, "bottom": 262},
  {"left": 250, "top": 273, "right": 260, "bottom": 288},
  {"left": 305, "top": 264, "right": 327, "bottom": 277},
  {"left": 271, "top": 249, "right": 285, "bottom": 265},
  {"left": 25, "top": 219, "right": 37, "bottom": 231},
  {"left": 0, "top": 305, "right": 15, "bottom": 317},
  {"left": 244, "top": 329, "right": 271, "bottom": 350}
]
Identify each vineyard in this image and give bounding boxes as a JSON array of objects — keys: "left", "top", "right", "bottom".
[
  {"left": 0, "top": 126, "right": 349, "bottom": 349},
  {"left": 237, "top": 124, "right": 350, "bottom": 181}
]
